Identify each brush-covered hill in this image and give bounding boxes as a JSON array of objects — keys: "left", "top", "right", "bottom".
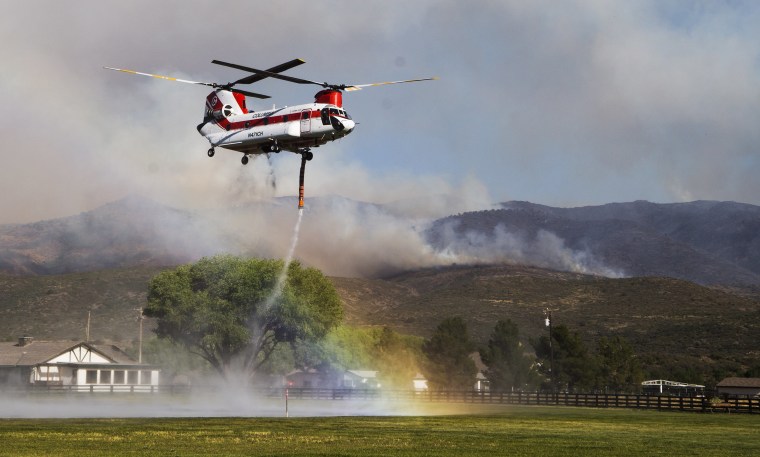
[{"left": 425, "top": 200, "right": 760, "bottom": 289}]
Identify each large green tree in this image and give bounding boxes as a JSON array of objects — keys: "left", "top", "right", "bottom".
[
  {"left": 144, "top": 255, "right": 343, "bottom": 381},
  {"left": 422, "top": 317, "right": 478, "bottom": 390},
  {"left": 480, "top": 319, "right": 537, "bottom": 392}
]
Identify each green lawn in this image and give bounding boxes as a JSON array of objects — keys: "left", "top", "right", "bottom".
[{"left": 1, "top": 405, "right": 757, "bottom": 456}]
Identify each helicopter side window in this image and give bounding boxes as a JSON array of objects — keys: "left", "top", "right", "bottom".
[{"left": 320, "top": 108, "right": 330, "bottom": 125}]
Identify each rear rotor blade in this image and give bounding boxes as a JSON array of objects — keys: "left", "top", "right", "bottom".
[
  {"left": 232, "top": 89, "right": 271, "bottom": 99},
  {"left": 104, "top": 66, "right": 271, "bottom": 98},
  {"left": 232, "top": 58, "right": 307, "bottom": 86},
  {"left": 104, "top": 67, "right": 216, "bottom": 88},
  {"left": 212, "top": 60, "right": 327, "bottom": 87},
  {"left": 344, "top": 77, "right": 439, "bottom": 91}
]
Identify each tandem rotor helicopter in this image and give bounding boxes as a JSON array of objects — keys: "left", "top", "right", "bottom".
[{"left": 105, "top": 59, "right": 436, "bottom": 165}]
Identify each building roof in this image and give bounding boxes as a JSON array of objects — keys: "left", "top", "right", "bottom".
[
  {"left": 345, "top": 370, "right": 378, "bottom": 379},
  {"left": 0, "top": 340, "right": 137, "bottom": 366},
  {"left": 642, "top": 379, "right": 705, "bottom": 388},
  {"left": 716, "top": 377, "right": 760, "bottom": 388}
]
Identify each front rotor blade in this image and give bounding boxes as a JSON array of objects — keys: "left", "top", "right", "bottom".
[
  {"left": 212, "top": 60, "right": 326, "bottom": 87},
  {"left": 104, "top": 67, "right": 216, "bottom": 88},
  {"left": 232, "top": 58, "right": 307, "bottom": 86},
  {"left": 344, "top": 77, "right": 439, "bottom": 91}
]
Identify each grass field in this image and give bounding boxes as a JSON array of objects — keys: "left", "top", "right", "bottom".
[{"left": 1, "top": 405, "right": 758, "bottom": 456}]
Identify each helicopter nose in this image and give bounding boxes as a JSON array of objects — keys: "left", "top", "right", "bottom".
[
  {"left": 342, "top": 118, "right": 355, "bottom": 132},
  {"left": 330, "top": 116, "right": 355, "bottom": 133}
]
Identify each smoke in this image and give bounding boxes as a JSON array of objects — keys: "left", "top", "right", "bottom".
[{"left": 431, "top": 221, "right": 624, "bottom": 277}]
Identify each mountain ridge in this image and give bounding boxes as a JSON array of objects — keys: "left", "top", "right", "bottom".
[{"left": 2, "top": 196, "right": 759, "bottom": 289}]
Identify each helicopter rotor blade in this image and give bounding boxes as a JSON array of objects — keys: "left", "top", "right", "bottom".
[
  {"left": 212, "top": 60, "right": 327, "bottom": 87},
  {"left": 231, "top": 58, "right": 307, "bottom": 86},
  {"left": 344, "top": 77, "right": 439, "bottom": 91},
  {"left": 104, "top": 66, "right": 271, "bottom": 98},
  {"left": 231, "top": 89, "right": 271, "bottom": 99},
  {"left": 104, "top": 67, "right": 217, "bottom": 88}
]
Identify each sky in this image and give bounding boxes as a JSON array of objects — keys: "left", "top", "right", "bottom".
[{"left": 1, "top": 0, "right": 759, "bottom": 225}]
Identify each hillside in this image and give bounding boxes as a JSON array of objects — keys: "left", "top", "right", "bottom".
[
  {"left": 425, "top": 200, "right": 760, "bottom": 288},
  {"left": 1, "top": 264, "right": 758, "bottom": 384},
  {"left": 2, "top": 197, "right": 760, "bottom": 288}
]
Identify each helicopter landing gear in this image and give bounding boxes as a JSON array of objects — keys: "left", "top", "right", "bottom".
[
  {"left": 262, "top": 140, "right": 281, "bottom": 153},
  {"left": 241, "top": 154, "right": 249, "bottom": 165},
  {"left": 299, "top": 148, "right": 313, "bottom": 161},
  {"left": 207, "top": 148, "right": 215, "bottom": 158}
]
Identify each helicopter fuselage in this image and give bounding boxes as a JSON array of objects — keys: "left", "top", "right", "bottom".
[{"left": 199, "top": 89, "right": 355, "bottom": 156}]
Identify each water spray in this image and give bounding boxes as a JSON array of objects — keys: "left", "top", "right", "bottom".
[{"left": 260, "top": 153, "right": 308, "bottom": 310}]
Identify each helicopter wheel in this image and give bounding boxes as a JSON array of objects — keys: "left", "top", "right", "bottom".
[
  {"left": 207, "top": 148, "right": 215, "bottom": 158},
  {"left": 241, "top": 155, "right": 249, "bottom": 165},
  {"left": 304, "top": 151, "right": 314, "bottom": 161}
]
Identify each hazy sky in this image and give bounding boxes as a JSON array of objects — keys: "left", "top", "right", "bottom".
[{"left": 1, "top": 0, "right": 758, "bottom": 224}]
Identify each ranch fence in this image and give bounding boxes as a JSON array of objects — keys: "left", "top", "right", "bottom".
[{"left": 270, "top": 388, "right": 760, "bottom": 415}]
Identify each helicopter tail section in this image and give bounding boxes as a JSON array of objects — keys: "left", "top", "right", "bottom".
[{"left": 201, "top": 90, "right": 248, "bottom": 132}]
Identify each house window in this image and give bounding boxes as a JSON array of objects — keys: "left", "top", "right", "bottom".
[
  {"left": 100, "top": 370, "right": 111, "bottom": 384},
  {"left": 127, "top": 370, "right": 138, "bottom": 384},
  {"left": 86, "top": 370, "right": 98, "bottom": 384},
  {"left": 140, "top": 371, "right": 152, "bottom": 385},
  {"left": 113, "top": 370, "right": 125, "bottom": 384}
]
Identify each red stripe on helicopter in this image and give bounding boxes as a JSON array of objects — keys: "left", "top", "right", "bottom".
[{"left": 222, "top": 110, "right": 321, "bottom": 131}]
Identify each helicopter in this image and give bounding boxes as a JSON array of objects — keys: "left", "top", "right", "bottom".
[{"left": 105, "top": 59, "right": 436, "bottom": 165}]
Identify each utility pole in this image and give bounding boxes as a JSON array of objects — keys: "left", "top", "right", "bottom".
[
  {"left": 544, "top": 308, "right": 554, "bottom": 393},
  {"left": 85, "top": 310, "right": 91, "bottom": 343},
  {"left": 133, "top": 307, "right": 144, "bottom": 364}
]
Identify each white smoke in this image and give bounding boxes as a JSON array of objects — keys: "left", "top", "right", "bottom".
[{"left": 431, "top": 221, "right": 624, "bottom": 277}]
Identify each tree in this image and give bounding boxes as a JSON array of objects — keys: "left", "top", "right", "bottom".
[
  {"left": 480, "top": 320, "right": 537, "bottom": 392},
  {"left": 595, "top": 335, "right": 643, "bottom": 392},
  {"left": 370, "top": 326, "right": 424, "bottom": 390},
  {"left": 533, "top": 324, "right": 596, "bottom": 392},
  {"left": 422, "top": 317, "right": 478, "bottom": 390},
  {"left": 144, "top": 255, "right": 343, "bottom": 382}
]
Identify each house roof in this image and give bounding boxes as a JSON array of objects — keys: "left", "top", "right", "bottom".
[
  {"left": 345, "top": 370, "right": 378, "bottom": 379},
  {"left": 716, "top": 377, "right": 760, "bottom": 388},
  {"left": 0, "top": 340, "right": 137, "bottom": 366}
]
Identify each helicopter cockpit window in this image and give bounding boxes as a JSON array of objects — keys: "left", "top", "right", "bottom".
[{"left": 329, "top": 108, "right": 339, "bottom": 116}]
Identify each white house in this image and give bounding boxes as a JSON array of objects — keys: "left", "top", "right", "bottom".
[
  {"left": 412, "top": 373, "right": 428, "bottom": 391},
  {"left": 0, "top": 337, "right": 159, "bottom": 392},
  {"left": 343, "top": 370, "right": 381, "bottom": 389},
  {"left": 716, "top": 377, "right": 760, "bottom": 397}
]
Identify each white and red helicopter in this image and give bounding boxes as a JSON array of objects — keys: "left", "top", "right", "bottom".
[{"left": 105, "top": 59, "right": 436, "bottom": 164}]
